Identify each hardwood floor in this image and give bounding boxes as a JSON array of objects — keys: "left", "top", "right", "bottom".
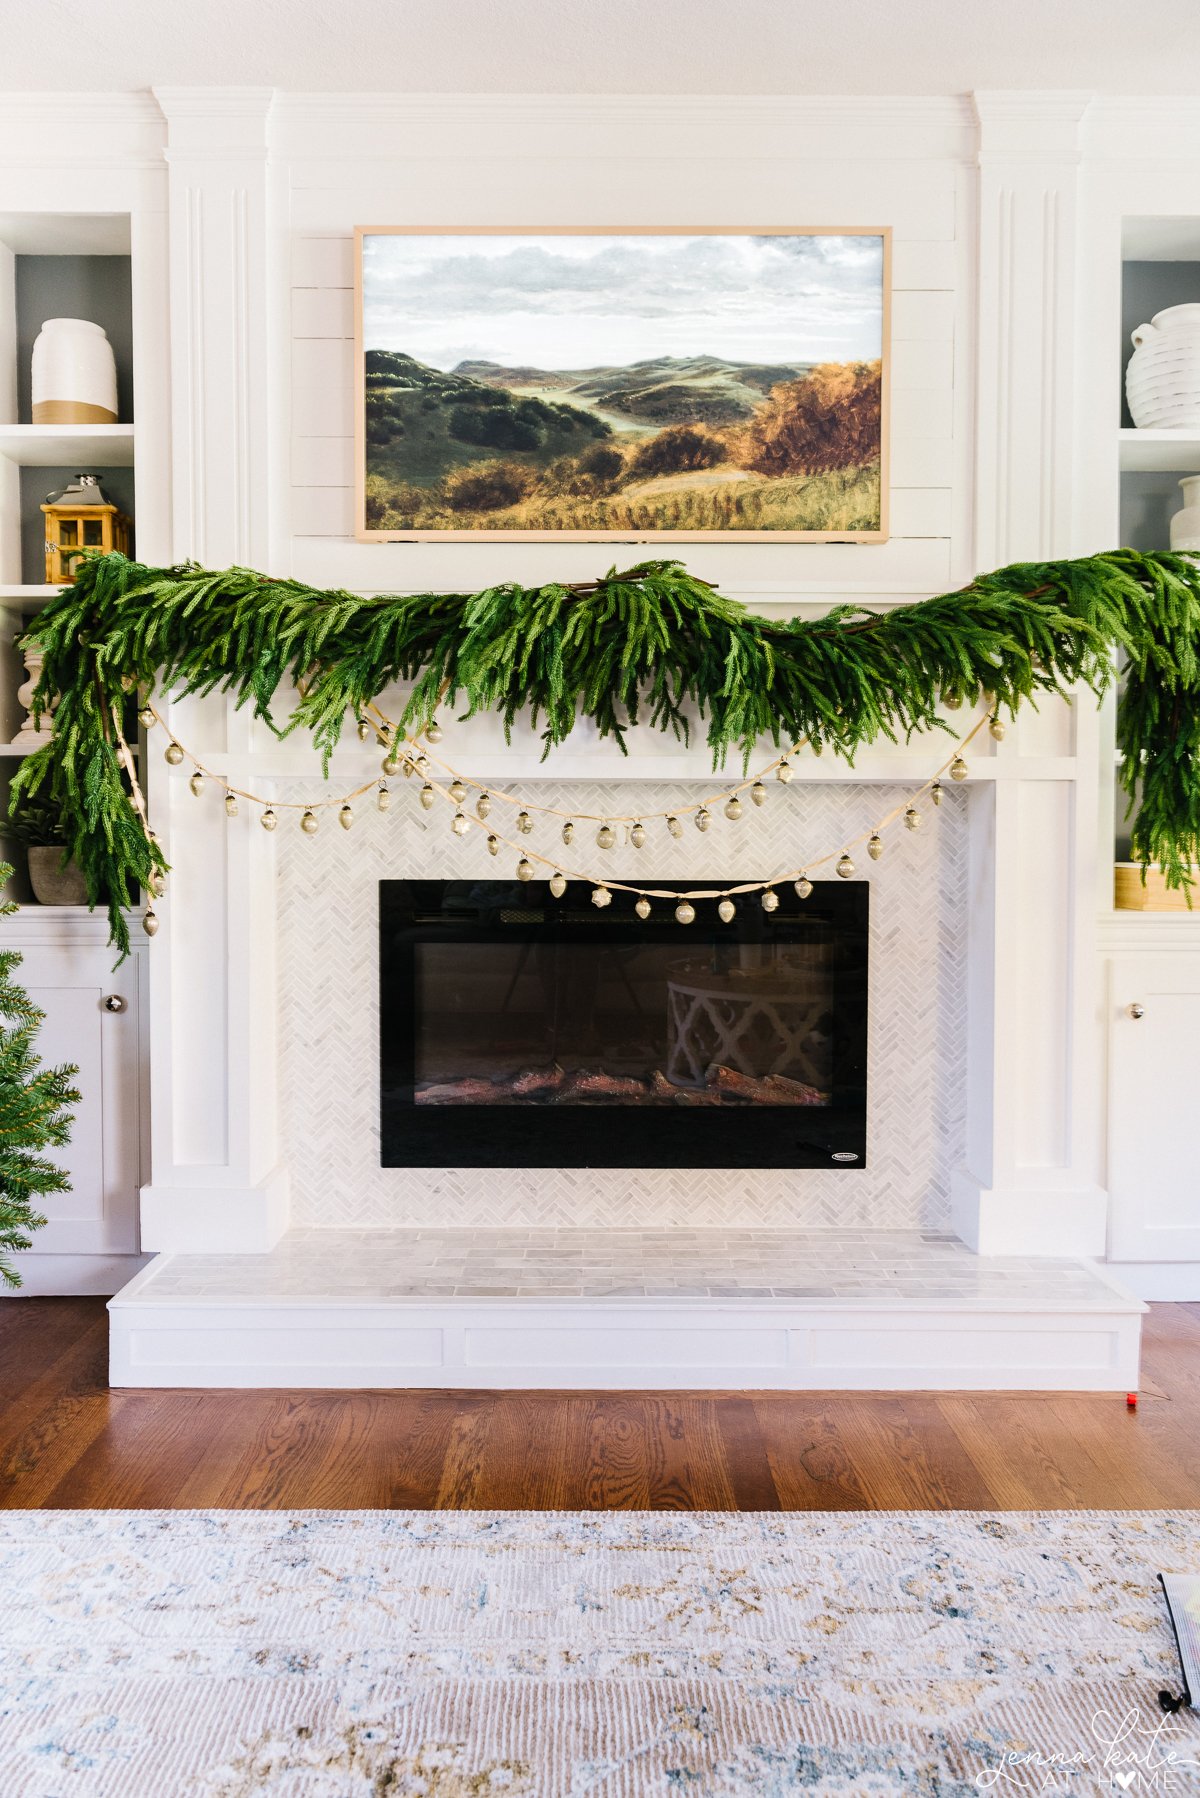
[{"left": 0, "top": 1297, "right": 1197, "bottom": 1510}]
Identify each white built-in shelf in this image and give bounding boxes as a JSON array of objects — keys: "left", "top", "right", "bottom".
[
  {"left": 0, "top": 423, "right": 134, "bottom": 467},
  {"left": 1118, "top": 427, "right": 1200, "bottom": 473},
  {"left": 0, "top": 585, "right": 65, "bottom": 613}
]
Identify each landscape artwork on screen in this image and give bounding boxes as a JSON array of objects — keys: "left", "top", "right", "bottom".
[{"left": 355, "top": 227, "right": 890, "bottom": 541}]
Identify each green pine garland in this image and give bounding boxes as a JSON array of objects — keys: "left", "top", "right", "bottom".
[
  {"left": 0, "top": 866, "right": 80, "bottom": 1286},
  {"left": 12, "top": 548, "right": 1200, "bottom": 955}
]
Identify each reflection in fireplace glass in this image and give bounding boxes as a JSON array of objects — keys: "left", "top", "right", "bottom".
[{"left": 414, "top": 937, "right": 834, "bottom": 1108}]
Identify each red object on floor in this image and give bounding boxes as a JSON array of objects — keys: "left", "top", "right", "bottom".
[{"left": 1127, "top": 1392, "right": 1138, "bottom": 1409}]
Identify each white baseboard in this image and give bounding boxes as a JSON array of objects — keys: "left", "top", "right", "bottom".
[
  {"left": 1102, "top": 1261, "right": 1200, "bottom": 1301},
  {"left": 1, "top": 1252, "right": 151, "bottom": 1296},
  {"left": 139, "top": 1165, "right": 290, "bottom": 1253},
  {"left": 951, "top": 1173, "right": 1109, "bottom": 1257},
  {"left": 108, "top": 1284, "right": 1144, "bottom": 1393}
]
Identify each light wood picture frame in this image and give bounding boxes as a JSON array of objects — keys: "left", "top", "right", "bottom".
[{"left": 354, "top": 226, "right": 891, "bottom": 543}]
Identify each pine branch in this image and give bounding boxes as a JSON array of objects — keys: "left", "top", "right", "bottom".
[{"left": 15, "top": 548, "right": 1200, "bottom": 950}]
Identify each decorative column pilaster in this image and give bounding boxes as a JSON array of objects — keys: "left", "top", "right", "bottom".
[
  {"left": 140, "top": 89, "right": 287, "bottom": 1251},
  {"left": 954, "top": 92, "right": 1107, "bottom": 1255}
]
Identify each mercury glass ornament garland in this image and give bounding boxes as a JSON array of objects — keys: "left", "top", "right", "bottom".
[
  {"left": 11, "top": 548, "right": 1200, "bottom": 952},
  {"left": 129, "top": 698, "right": 989, "bottom": 934}
]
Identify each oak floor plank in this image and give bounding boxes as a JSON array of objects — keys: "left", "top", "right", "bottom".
[{"left": 1, "top": 1300, "right": 1199, "bottom": 1511}]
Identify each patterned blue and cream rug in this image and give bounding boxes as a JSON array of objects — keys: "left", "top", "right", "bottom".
[{"left": 0, "top": 1509, "right": 1198, "bottom": 1796}]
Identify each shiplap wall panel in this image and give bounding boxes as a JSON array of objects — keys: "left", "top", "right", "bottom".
[{"left": 283, "top": 113, "right": 972, "bottom": 602}]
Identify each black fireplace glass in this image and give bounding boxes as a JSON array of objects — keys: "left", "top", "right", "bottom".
[{"left": 380, "top": 879, "right": 868, "bottom": 1169}]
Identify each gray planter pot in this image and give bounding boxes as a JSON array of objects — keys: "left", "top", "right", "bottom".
[{"left": 27, "top": 846, "right": 88, "bottom": 906}]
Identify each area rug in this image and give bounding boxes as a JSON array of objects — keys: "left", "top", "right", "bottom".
[{"left": 0, "top": 1509, "right": 1198, "bottom": 1796}]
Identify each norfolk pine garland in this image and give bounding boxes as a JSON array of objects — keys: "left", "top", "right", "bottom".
[{"left": 12, "top": 548, "right": 1200, "bottom": 955}]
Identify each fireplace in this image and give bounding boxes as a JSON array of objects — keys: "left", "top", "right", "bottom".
[{"left": 380, "top": 879, "right": 868, "bottom": 1169}]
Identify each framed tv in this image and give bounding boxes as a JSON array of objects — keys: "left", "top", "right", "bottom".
[{"left": 355, "top": 226, "right": 890, "bottom": 543}]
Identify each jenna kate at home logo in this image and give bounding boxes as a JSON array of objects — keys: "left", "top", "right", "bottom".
[{"left": 973, "top": 1707, "right": 1200, "bottom": 1793}]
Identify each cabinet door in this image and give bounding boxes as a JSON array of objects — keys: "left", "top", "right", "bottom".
[
  {"left": 11, "top": 942, "right": 142, "bottom": 1256},
  {"left": 1108, "top": 954, "right": 1200, "bottom": 1263}
]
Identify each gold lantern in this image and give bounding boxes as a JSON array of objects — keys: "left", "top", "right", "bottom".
[{"left": 41, "top": 473, "right": 131, "bottom": 584}]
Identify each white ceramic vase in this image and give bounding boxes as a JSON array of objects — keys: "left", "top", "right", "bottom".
[
  {"left": 1170, "top": 474, "right": 1200, "bottom": 552},
  {"left": 1126, "top": 303, "right": 1200, "bottom": 429},
  {"left": 30, "top": 318, "right": 118, "bottom": 425}
]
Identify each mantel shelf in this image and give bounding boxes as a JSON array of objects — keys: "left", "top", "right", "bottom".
[
  {"left": 0, "top": 424, "right": 135, "bottom": 467},
  {"left": 0, "top": 585, "right": 66, "bottom": 613},
  {"left": 1118, "top": 427, "right": 1200, "bottom": 474}
]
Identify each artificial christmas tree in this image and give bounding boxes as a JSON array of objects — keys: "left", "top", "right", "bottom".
[{"left": 0, "top": 866, "right": 78, "bottom": 1287}]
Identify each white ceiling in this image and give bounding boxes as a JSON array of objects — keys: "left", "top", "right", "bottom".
[{"left": 0, "top": 0, "right": 1198, "bottom": 95}]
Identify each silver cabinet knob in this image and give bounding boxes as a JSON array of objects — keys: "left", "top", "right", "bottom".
[
  {"left": 102, "top": 994, "right": 127, "bottom": 1014},
  {"left": 1127, "top": 1002, "right": 1145, "bottom": 1020}
]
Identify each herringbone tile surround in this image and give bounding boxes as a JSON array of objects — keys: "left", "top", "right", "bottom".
[{"left": 275, "top": 779, "right": 967, "bottom": 1229}]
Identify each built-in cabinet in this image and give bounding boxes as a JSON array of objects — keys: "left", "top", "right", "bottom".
[{"left": 2, "top": 919, "right": 148, "bottom": 1293}]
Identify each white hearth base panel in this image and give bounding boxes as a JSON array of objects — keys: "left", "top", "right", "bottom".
[{"left": 109, "top": 1262, "right": 1144, "bottom": 1394}]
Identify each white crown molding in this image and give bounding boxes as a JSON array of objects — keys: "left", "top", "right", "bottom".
[
  {"left": 272, "top": 91, "right": 979, "bottom": 162},
  {"left": 972, "top": 90, "right": 1093, "bottom": 163},
  {"left": 153, "top": 87, "right": 276, "bottom": 120}
]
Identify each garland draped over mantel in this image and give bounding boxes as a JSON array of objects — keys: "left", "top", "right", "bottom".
[{"left": 12, "top": 548, "right": 1200, "bottom": 954}]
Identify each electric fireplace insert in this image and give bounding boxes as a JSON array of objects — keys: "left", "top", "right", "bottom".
[{"left": 380, "top": 878, "right": 868, "bottom": 1169}]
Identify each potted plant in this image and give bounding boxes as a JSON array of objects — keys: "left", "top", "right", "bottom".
[{"left": 7, "top": 797, "right": 88, "bottom": 906}]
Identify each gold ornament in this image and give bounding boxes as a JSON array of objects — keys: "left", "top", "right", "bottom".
[
  {"left": 486, "top": 834, "right": 500, "bottom": 856},
  {"left": 777, "top": 759, "right": 793, "bottom": 784},
  {"left": 476, "top": 792, "right": 492, "bottom": 819},
  {"left": 591, "top": 886, "right": 612, "bottom": 909},
  {"left": 562, "top": 821, "right": 575, "bottom": 845},
  {"left": 635, "top": 897, "right": 651, "bottom": 920},
  {"left": 165, "top": 741, "right": 184, "bottom": 765},
  {"left": 357, "top": 718, "right": 371, "bottom": 742},
  {"left": 401, "top": 757, "right": 416, "bottom": 779},
  {"left": 189, "top": 770, "right": 205, "bottom": 797},
  {"left": 376, "top": 722, "right": 392, "bottom": 743},
  {"left": 451, "top": 810, "right": 469, "bottom": 836},
  {"left": 142, "top": 908, "right": 159, "bottom": 937},
  {"left": 868, "top": 833, "right": 883, "bottom": 860},
  {"left": 724, "top": 795, "right": 742, "bottom": 820},
  {"left": 630, "top": 821, "right": 646, "bottom": 848},
  {"left": 761, "top": 888, "right": 780, "bottom": 912},
  {"left": 930, "top": 781, "right": 943, "bottom": 807},
  {"left": 596, "top": 822, "right": 615, "bottom": 849},
  {"left": 148, "top": 870, "right": 165, "bottom": 897},
  {"left": 751, "top": 782, "right": 767, "bottom": 807},
  {"left": 950, "top": 755, "right": 969, "bottom": 782},
  {"left": 301, "top": 809, "right": 319, "bottom": 835},
  {"left": 419, "top": 784, "right": 436, "bottom": 810},
  {"left": 260, "top": 807, "right": 278, "bottom": 831},
  {"left": 836, "top": 852, "right": 855, "bottom": 879},
  {"left": 904, "top": 805, "right": 921, "bottom": 831},
  {"left": 695, "top": 807, "right": 711, "bottom": 833},
  {"left": 718, "top": 898, "right": 736, "bottom": 923},
  {"left": 381, "top": 752, "right": 401, "bottom": 777},
  {"left": 377, "top": 785, "right": 392, "bottom": 812},
  {"left": 516, "top": 857, "right": 534, "bottom": 882},
  {"left": 517, "top": 811, "right": 534, "bottom": 836},
  {"left": 414, "top": 754, "right": 428, "bottom": 775},
  {"left": 794, "top": 875, "right": 813, "bottom": 899},
  {"left": 448, "top": 779, "right": 467, "bottom": 804},
  {"left": 989, "top": 715, "right": 1007, "bottom": 740},
  {"left": 943, "top": 691, "right": 962, "bottom": 710},
  {"left": 339, "top": 804, "right": 354, "bottom": 831},
  {"left": 675, "top": 899, "right": 696, "bottom": 925},
  {"left": 137, "top": 705, "right": 155, "bottom": 729},
  {"left": 667, "top": 815, "right": 683, "bottom": 838},
  {"left": 424, "top": 720, "right": 443, "bottom": 744},
  {"left": 224, "top": 792, "right": 239, "bottom": 818},
  {"left": 549, "top": 872, "right": 567, "bottom": 898}
]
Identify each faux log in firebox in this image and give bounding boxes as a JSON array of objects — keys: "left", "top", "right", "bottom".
[{"left": 379, "top": 879, "right": 868, "bottom": 1170}]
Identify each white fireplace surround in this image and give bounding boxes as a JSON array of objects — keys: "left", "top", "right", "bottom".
[
  {"left": 11, "top": 87, "right": 1198, "bottom": 1384},
  {"left": 95, "top": 85, "right": 1122, "bottom": 1273}
]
